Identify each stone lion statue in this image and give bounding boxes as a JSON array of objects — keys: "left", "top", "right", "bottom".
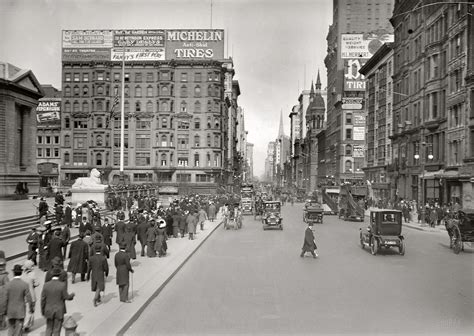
[{"left": 71, "top": 168, "right": 107, "bottom": 190}]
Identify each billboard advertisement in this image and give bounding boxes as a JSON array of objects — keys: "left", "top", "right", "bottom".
[
  {"left": 353, "top": 112, "right": 366, "bottom": 126},
  {"left": 165, "top": 29, "right": 225, "bottom": 60},
  {"left": 353, "top": 126, "right": 365, "bottom": 141},
  {"left": 353, "top": 145, "right": 366, "bottom": 158},
  {"left": 344, "top": 59, "right": 366, "bottom": 91},
  {"left": 36, "top": 98, "right": 61, "bottom": 123},
  {"left": 62, "top": 29, "right": 224, "bottom": 62},
  {"left": 341, "top": 32, "right": 394, "bottom": 59},
  {"left": 342, "top": 97, "right": 363, "bottom": 110}
]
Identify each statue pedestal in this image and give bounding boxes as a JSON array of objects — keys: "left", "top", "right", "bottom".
[{"left": 71, "top": 188, "right": 106, "bottom": 206}]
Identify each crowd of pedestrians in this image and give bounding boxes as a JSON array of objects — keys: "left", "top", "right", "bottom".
[{"left": 0, "top": 192, "right": 236, "bottom": 335}]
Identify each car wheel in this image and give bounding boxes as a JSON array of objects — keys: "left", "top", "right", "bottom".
[
  {"left": 399, "top": 241, "right": 405, "bottom": 255},
  {"left": 371, "top": 237, "right": 378, "bottom": 255}
]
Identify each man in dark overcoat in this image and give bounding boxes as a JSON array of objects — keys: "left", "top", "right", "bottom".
[
  {"left": 114, "top": 243, "right": 134, "bottom": 302},
  {"left": 54, "top": 203, "right": 63, "bottom": 226},
  {"left": 87, "top": 245, "right": 109, "bottom": 307},
  {"left": 26, "top": 228, "right": 39, "bottom": 266},
  {"left": 62, "top": 202, "right": 73, "bottom": 228},
  {"left": 61, "top": 224, "right": 71, "bottom": 259},
  {"left": 136, "top": 217, "right": 149, "bottom": 257},
  {"left": 47, "top": 229, "right": 64, "bottom": 264},
  {"left": 67, "top": 233, "right": 89, "bottom": 283},
  {"left": 300, "top": 224, "right": 318, "bottom": 258},
  {"left": 38, "top": 198, "right": 49, "bottom": 221},
  {"left": 5, "top": 265, "right": 33, "bottom": 335},
  {"left": 41, "top": 267, "right": 74, "bottom": 335},
  {"left": 101, "top": 218, "right": 113, "bottom": 249},
  {"left": 115, "top": 214, "right": 126, "bottom": 247}
]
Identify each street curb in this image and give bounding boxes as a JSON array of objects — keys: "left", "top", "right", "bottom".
[{"left": 116, "top": 218, "right": 223, "bottom": 336}]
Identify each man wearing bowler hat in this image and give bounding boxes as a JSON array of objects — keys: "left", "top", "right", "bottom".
[
  {"left": 87, "top": 245, "right": 109, "bottom": 307},
  {"left": 114, "top": 243, "right": 134, "bottom": 303},
  {"left": 5, "top": 264, "right": 33, "bottom": 335}
]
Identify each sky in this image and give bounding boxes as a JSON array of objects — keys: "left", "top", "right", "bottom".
[{"left": 0, "top": 0, "right": 332, "bottom": 178}]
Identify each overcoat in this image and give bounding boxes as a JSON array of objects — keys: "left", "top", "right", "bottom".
[
  {"left": 41, "top": 279, "right": 73, "bottom": 319},
  {"left": 67, "top": 238, "right": 89, "bottom": 274},
  {"left": 5, "top": 278, "right": 32, "bottom": 319},
  {"left": 123, "top": 228, "right": 137, "bottom": 259},
  {"left": 154, "top": 227, "right": 167, "bottom": 256},
  {"left": 302, "top": 227, "right": 317, "bottom": 252},
  {"left": 102, "top": 224, "right": 113, "bottom": 247},
  {"left": 136, "top": 221, "right": 149, "bottom": 245},
  {"left": 186, "top": 214, "right": 195, "bottom": 233},
  {"left": 208, "top": 204, "right": 216, "bottom": 220},
  {"left": 115, "top": 220, "right": 126, "bottom": 244},
  {"left": 47, "top": 236, "right": 64, "bottom": 262},
  {"left": 63, "top": 206, "right": 72, "bottom": 226},
  {"left": 87, "top": 253, "right": 109, "bottom": 292},
  {"left": 114, "top": 250, "right": 132, "bottom": 286}
]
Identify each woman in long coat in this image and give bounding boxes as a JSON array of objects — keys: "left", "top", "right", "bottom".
[
  {"left": 154, "top": 219, "right": 168, "bottom": 257},
  {"left": 300, "top": 224, "right": 318, "bottom": 258},
  {"left": 146, "top": 221, "right": 157, "bottom": 257},
  {"left": 208, "top": 203, "right": 216, "bottom": 222},
  {"left": 179, "top": 210, "right": 187, "bottom": 238},
  {"left": 123, "top": 226, "right": 137, "bottom": 260}
]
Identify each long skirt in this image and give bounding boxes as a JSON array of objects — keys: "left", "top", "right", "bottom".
[{"left": 147, "top": 241, "right": 156, "bottom": 257}]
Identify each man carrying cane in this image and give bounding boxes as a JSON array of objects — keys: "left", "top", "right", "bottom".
[
  {"left": 114, "top": 243, "right": 134, "bottom": 303},
  {"left": 300, "top": 224, "right": 318, "bottom": 258}
]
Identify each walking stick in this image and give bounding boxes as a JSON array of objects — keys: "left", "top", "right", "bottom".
[{"left": 130, "top": 271, "right": 134, "bottom": 301}]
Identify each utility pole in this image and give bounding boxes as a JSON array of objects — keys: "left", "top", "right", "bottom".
[{"left": 119, "top": 46, "right": 125, "bottom": 183}]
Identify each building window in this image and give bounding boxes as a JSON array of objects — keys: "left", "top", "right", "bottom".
[
  {"left": 82, "top": 101, "right": 89, "bottom": 114},
  {"left": 194, "top": 135, "right": 200, "bottom": 147},
  {"left": 54, "top": 148, "right": 59, "bottom": 157},
  {"left": 73, "top": 73, "right": 80, "bottom": 82},
  {"left": 177, "top": 173, "right": 191, "bottom": 182},
  {"left": 161, "top": 101, "right": 169, "bottom": 112},
  {"left": 345, "top": 128, "right": 352, "bottom": 140},
  {"left": 73, "top": 86, "right": 80, "bottom": 96},
  {"left": 96, "top": 101, "right": 103, "bottom": 111},
  {"left": 124, "top": 101, "right": 130, "bottom": 113},
  {"left": 147, "top": 72, "right": 153, "bottom": 82},
  {"left": 113, "top": 152, "right": 129, "bottom": 166},
  {"left": 135, "top": 73, "right": 142, "bottom": 82},
  {"left": 37, "top": 136, "right": 42, "bottom": 144},
  {"left": 160, "top": 135, "right": 167, "bottom": 147},
  {"left": 180, "top": 85, "right": 188, "bottom": 97},
  {"left": 345, "top": 145, "right": 352, "bottom": 155},
  {"left": 54, "top": 136, "right": 59, "bottom": 144},
  {"left": 196, "top": 174, "right": 211, "bottom": 182},
  {"left": 136, "top": 119, "right": 150, "bottom": 129},
  {"left": 97, "top": 86, "right": 104, "bottom": 95},
  {"left": 124, "top": 86, "right": 130, "bottom": 97},
  {"left": 37, "top": 148, "right": 42, "bottom": 157},
  {"left": 136, "top": 152, "right": 150, "bottom": 166},
  {"left": 195, "top": 101, "right": 201, "bottom": 113},
  {"left": 345, "top": 160, "right": 353, "bottom": 172},
  {"left": 180, "top": 101, "right": 187, "bottom": 112},
  {"left": 96, "top": 153, "right": 103, "bottom": 166},
  {"left": 64, "top": 117, "right": 70, "bottom": 129},
  {"left": 214, "top": 153, "right": 219, "bottom": 167},
  {"left": 96, "top": 135, "right": 103, "bottom": 146},
  {"left": 113, "top": 134, "right": 129, "bottom": 148},
  {"left": 73, "top": 152, "right": 87, "bottom": 166},
  {"left": 177, "top": 158, "right": 189, "bottom": 167},
  {"left": 207, "top": 134, "right": 211, "bottom": 146},
  {"left": 64, "top": 152, "right": 70, "bottom": 165},
  {"left": 147, "top": 86, "right": 153, "bottom": 97},
  {"left": 194, "top": 85, "right": 201, "bottom": 97},
  {"left": 113, "top": 117, "right": 129, "bottom": 129},
  {"left": 83, "top": 73, "right": 89, "bottom": 82},
  {"left": 45, "top": 136, "right": 51, "bottom": 144},
  {"left": 345, "top": 113, "right": 352, "bottom": 124},
  {"left": 214, "top": 134, "right": 220, "bottom": 147},
  {"left": 194, "top": 153, "right": 200, "bottom": 167},
  {"left": 64, "top": 135, "right": 70, "bottom": 147},
  {"left": 214, "top": 117, "right": 220, "bottom": 129},
  {"left": 134, "top": 173, "right": 151, "bottom": 182},
  {"left": 135, "top": 86, "right": 142, "bottom": 97},
  {"left": 96, "top": 117, "right": 103, "bottom": 128},
  {"left": 64, "top": 87, "right": 71, "bottom": 97},
  {"left": 194, "top": 118, "right": 200, "bottom": 129},
  {"left": 65, "top": 73, "right": 71, "bottom": 82},
  {"left": 146, "top": 101, "right": 153, "bottom": 112},
  {"left": 177, "top": 120, "right": 189, "bottom": 129},
  {"left": 195, "top": 73, "right": 202, "bottom": 82},
  {"left": 178, "top": 136, "right": 189, "bottom": 150},
  {"left": 181, "top": 73, "right": 188, "bottom": 82},
  {"left": 74, "top": 134, "right": 87, "bottom": 149},
  {"left": 136, "top": 134, "right": 150, "bottom": 149},
  {"left": 73, "top": 101, "right": 79, "bottom": 113},
  {"left": 135, "top": 101, "right": 141, "bottom": 112},
  {"left": 97, "top": 72, "right": 104, "bottom": 81}
]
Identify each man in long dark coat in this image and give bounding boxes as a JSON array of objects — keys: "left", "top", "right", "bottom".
[
  {"left": 87, "top": 245, "right": 109, "bottom": 307},
  {"left": 41, "top": 267, "right": 74, "bottom": 335},
  {"left": 115, "top": 216, "right": 126, "bottom": 247},
  {"left": 136, "top": 218, "right": 149, "bottom": 257},
  {"left": 62, "top": 202, "right": 73, "bottom": 228},
  {"left": 114, "top": 243, "right": 134, "bottom": 302},
  {"left": 26, "top": 228, "right": 39, "bottom": 266},
  {"left": 300, "top": 224, "right": 318, "bottom": 258},
  {"left": 47, "top": 229, "right": 64, "bottom": 264},
  {"left": 102, "top": 218, "right": 113, "bottom": 250},
  {"left": 61, "top": 224, "right": 71, "bottom": 259},
  {"left": 67, "top": 233, "right": 89, "bottom": 283}
]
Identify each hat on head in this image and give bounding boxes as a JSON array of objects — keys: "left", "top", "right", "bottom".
[
  {"left": 13, "top": 264, "right": 23, "bottom": 274},
  {"left": 119, "top": 242, "right": 127, "bottom": 249},
  {"left": 22, "top": 260, "right": 34, "bottom": 271},
  {"left": 95, "top": 245, "right": 102, "bottom": 252},
  {"left": 51, "top": 267, "right": 62, "bottom": 276},
  {"left": 0, "top": 258, "right": 6, "bottom": 266}
]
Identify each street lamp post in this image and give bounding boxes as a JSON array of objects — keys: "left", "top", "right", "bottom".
[{"left": 414, "top": 140, "right": 433, "bottom": 226}]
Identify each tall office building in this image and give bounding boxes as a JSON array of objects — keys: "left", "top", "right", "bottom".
[
  {"left": 324, "top": 0, "right": 394, "bottom": 183},
  {"left": 60, "top": 29, "right": 241, "bottom": 194}
]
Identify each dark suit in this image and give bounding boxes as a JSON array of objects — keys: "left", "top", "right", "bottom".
[
  {"left": 301, "top": 227, "right": 317, "bottom": 257},
  {"left": 41, "top": 279, "right": 74, "bottom": 336},
  {"left": 5, "top": 277, "right": 32, "bottom": 335},
  {"left": 114, "top": 250, "right": 133, "bottom": 302},
  {"left": 87, "top": 253, "right": 109, "bottom": 305},
  {"left": 115, "top": 220, "right": 126, "bottom": 245},
  {"left": 136, "top": 221, "right": 148, "bottom": 256},
  {"left": 67, "top": 239, "right": 89, "bottom": 281},
  {"left": 63, "top": 206, "right": 72, "bottom": 227},
  {"left": 47, "top": 236, "right": 64, "bottom": 263}
]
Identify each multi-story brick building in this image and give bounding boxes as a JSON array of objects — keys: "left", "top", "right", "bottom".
[
  {"left": 0, "top": 62, "right": 44, "bottom": 197},
  {"left": 60, "top": 29, "right": 242, "bottom": 194},
  {"left": 324, "top": 0, "right": 395, "bottom": 183},
  {"left": 389, "top": 1, "right": 473, "bottom": 207}
]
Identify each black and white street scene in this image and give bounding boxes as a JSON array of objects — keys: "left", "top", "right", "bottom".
[{"left": 0, "top": 0, "right": 473, "bottom": 335}]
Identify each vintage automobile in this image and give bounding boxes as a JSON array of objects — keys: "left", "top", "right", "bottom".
[
  {"left": 241, "top": 199, "right": 253, "bottom": 215},
  {"left": 262, "top": 201, "right": 283, "bottom": 230},
  {"left": 304, "top": 206, "right": 324, "bottom": 224},
  {"left": 360, "top": 209, "right": 405, "bottom": 256},
  {"left": 446, "top": 209, "right": 474, "bottom": 254},
  {"left": 224, "top": 203, "right": 242, "bottom": 230}
]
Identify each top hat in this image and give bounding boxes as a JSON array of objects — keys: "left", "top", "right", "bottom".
[
  {"left": 13, "top": 264, "right": 23, "bottom": 274},
  {"left": 51, "top": 267, "right": 62, "bottom": 276}
]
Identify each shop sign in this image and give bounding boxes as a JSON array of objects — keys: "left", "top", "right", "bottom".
[{"left": 353, "top": 112, "right": 366, "bottom": 126}]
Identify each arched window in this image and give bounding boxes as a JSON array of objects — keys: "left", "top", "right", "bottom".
[
  {"left": 135, "top": 101, "right": 141, "bottom": 112},
  {"left": 180, "top": 101, "right": 187, "bottom": 112},
  {"left": 135, "top": 86, "right": 142, "bottom": 97},
  {"left": 96, "top": 117, "right": 103, "bottom": 128},
  {"left": 162, "top": 85, "right": 169, "bottom": 95},
  {"left": 64, "top": 102, "right": 71, "bottom": 113},
  {"left": 207, "top": 100, "right": 212, "bottom": 112},
  {"left": 161, "top": 135, "right": 167, "bottom": 147},
  {"left": 124, "top": 101, "right": 130, "bottom": 113},
  {"left": 194, "top": 118, "right": 200, "bottom": 129},
  {"left": 83, "top": 86, "right": 89, "bottom": 96},
  {"left": 194, "top": 85, "right": 201, "bottom": 97},
  {"left": 207, "top": 85, "right": 212, "bottom": 96},
  {"left": 64, "top": 86, "right": 71, "bottom": 97},
  {"left": 180, "top": 85, "right": 187, "bottom": 97},
  {"left": 207, "top": 153, "right": 211, "bottom": 166},
  {"left": 170, "top": 134, "right": 174, "bottom": 146},
  {"left": 194, "top": 101, "right": 201, "bottom": 113},
  {"left": 194, "top": 135, "right": 200, "bottom": 147},
  {"left": 214, "top": 117, "right": 220, "bottom": 129},
  {"left": 96, "top": 153, "right": 103, "bottom": 166},
  {"left": 345, "top": 160, "right": 353, "bottom": 173},
  {"left": 73, "top": 101, "right": 79, "bottom": 113},
  {"left": 64, "top": 135, "right": 71, "bottom": 147},
  {"left": 345, "top": 144, "right": 352, "bottom": 156},
  {"left": 73, "top": 86, "right": 80, "bottom": 95},
  {"left": 64, "top": 117, "right": 70, "bottom": 129},
  {"left": 194, "top": 153, "right": 200, "bottom": 167},
  {"left": 162, "top": 101, "right": 169, "bottom": 112},
  {"left": 207, "top": 134, "right": 211, "bottom": 147},
  {"left": 214, "top": 134, "right": 220, "bottom": 147},
  {"left": 147, "top": 86, "right": 153, "bottom": 97},
  {"left": 96, "top": 101, "right": 103, "bottom": 111},
  {"left": 214, "top": 153, "right": 219, "bottom": 167},
  {"left": 124, "top": 85, "right": 130, "bottom": 97},
  {"left": 96, "top": 135, "right": 103, "bottom": 146},
  {"left": 82, "top": 101, "right": 89, "bottom": 113},
  {"left": 64, "top": 152, "right": 70, "bottom": 165},
  {"left": 161, "top": 153, "right": 167, "bottom": 166},
  {"left": 97, "top": 86, "right": 104, "bottom": 95},
  {"left": 207, "top": 117, "right": 211, "bottom": 129},
  {"left": 146, "top": 101, "right": 153, "bottom": 112}
]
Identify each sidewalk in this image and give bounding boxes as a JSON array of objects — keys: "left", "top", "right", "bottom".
[
  {"left": 364, "top": 207, "right": 446, "bottom": 233},
  {"left": 0, "top": 217, "right": 222, "bottom": 336}
]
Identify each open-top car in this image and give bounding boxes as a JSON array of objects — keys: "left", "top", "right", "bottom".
[
  {"left": 360, "top": 209, "right": 405, "bottom": 256},
  {"left": 262, "top": 201, "right": 283, "bottom": 230}
]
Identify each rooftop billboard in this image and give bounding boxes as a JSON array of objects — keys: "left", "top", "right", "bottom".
[
  {"left": 341, "top": 33, "right": 393, "bottom": 59},
  {"left": 36, "top": 98, "right": 61, "bottom": 123},
  {"left": 62, "top": 29, "right": 224, "bottom": 62}
]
